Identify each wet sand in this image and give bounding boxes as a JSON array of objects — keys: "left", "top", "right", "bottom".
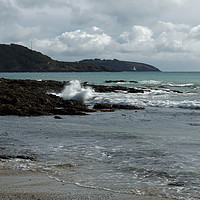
[{"left": 0, "top": 169, "right": 166, "bottom": 200}]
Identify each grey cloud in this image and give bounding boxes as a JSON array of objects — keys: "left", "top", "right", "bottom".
[
  {"left": 14, "top": 0, "right": 70, "bottom": 8},
  {"left": 0, "top": 0, "right": 20, "bottom": 24},
  {"left": 66, "top": 0, "right": 190, "bottom": 36},
  {"left": 32, "top": 21, "right": 200, "bottom": 67},
  {"left": 1, "top": 0, "right": 200, "bottom": 71}
]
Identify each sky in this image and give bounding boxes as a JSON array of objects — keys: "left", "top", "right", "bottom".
[{"left": 1, "top": 0, "right": 200, "bottom": 71}]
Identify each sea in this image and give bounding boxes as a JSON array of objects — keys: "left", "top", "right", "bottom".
[{"left": 0, "top": 71, "right": 200, "bottom": 199}]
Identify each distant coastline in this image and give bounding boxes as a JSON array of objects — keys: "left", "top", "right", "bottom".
[{"left": 0, "top": 43, "right": 160, "bottom": 72}]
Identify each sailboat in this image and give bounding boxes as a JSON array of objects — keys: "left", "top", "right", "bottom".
[{"left": 131, "top": 66, "right": 137, "bottom": 71}]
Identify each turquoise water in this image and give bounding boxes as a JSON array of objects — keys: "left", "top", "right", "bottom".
[
  {"left": 1, "top": 72, "right": 200, "bottom": 199},
  {"left": 1, "top": 71, "right": 200, "bottom": 109},
  {"left": 1, "top": 71, "right": 200, "bottom": 84}
]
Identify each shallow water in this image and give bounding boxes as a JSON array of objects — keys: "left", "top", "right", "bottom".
[{"left": 1, "top": 108, "right": 200, "bottom": 199}]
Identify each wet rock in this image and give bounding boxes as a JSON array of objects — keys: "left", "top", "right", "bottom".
[
  {"left": 85, "top": 83, "right": 144, "bottom": 93},
  {"left": 0, "top": 78, "right": 145, "bottom": 116},
  {"left": 93, "top": 104, "right": 113, "bottom": 109},
  {"left": 105, "top": 80, "right": 138, "bottom": 83},
  {"left": 189, "top": 123, "right": 200, "bottom": 126},
  {"left": 171, "top": 89, "right": 183, "bottom": 93},
  {"left": 0, "top": 78, "right": 95, "bottom": 116},
  {"left": 168, "top": 182, "right": 185, "bottom": 187},
  {"left": 112, "top": 104, "right": 144, "bottom": 110},
  {"left": 93, "top": 103, "right": 144, "bottom": 111},
  {"left": 54, "top": 116, "right": 63, "bottom": 119},
  {"left": 0, "top": 154, "right": 36, "bottom": 161}
]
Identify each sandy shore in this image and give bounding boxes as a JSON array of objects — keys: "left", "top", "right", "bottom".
[{"left": 0, "top": 168, "right": 167, "bottom": 200}]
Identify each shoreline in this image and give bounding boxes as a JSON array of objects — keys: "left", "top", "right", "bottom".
[
  {"left": 0, "top": 168, "right": 165, "bottom": 200},
  {"left": 0, "top": 78, "right": 144, "bottom": 117},
  {"left": 0, "top": 108, "right": 199, "bottom": 200}
]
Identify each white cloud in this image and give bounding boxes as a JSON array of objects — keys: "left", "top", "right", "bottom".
[
  {"left": 189, "top": 25, "right": 200, "bottom": 38},
  {"left": 132, "top": 26, "right": 153, "bottom": 42},
  {"left": 158, "top": 21, "right": 190, "bottom": 31},
  {"left": 34, "top": 27, "right": 112, "bottom": 58},
  {"left": 31, "top": 21, "right": 200, "bottom": 65}
]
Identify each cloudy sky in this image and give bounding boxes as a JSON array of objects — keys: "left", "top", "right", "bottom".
[{"left": 1, "top": 0, "right": 200, "bottom": 71}]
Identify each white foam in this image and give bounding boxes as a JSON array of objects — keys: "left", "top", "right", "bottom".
[
  {"left": 139, "top": 80, "right": 195, "bottom": 88},
  {"left": 139, "top": 80, "right": 162, "bottom": 85},
  {"left": 51, "top": 80, "right": 200, "bottom": 110},
  {"left": 166, "top": 83, "right": 194, "bottom": 87},
  {"left": 92, "top": 92, "right": 200, "bottom": 110},
  {"left": 55, "top": 80, "right": 94, "bottom": 102}
]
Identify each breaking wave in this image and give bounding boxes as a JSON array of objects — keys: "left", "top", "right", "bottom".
[
  {"left": 138, "top": 80, "right": 195, "bottom": 88},
  {"left": 139, "top": 80, "right": 162, "bottom": 85},
  {"left": 52, "top": 80, "right": 200, "bottom": 110},
  {"left": 92, "top": 91, "right": 200, "bottom": 110},
  {"left": 54, "top": 80, "right": 94, "bottom": 102},
  {"left": 166, "top": 83, "right": 194, "bottom": 87}
]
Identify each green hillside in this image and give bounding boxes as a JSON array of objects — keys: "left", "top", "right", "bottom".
[
  {"left": 0, "top": 44, "right": 160, "bottom": 72},
  {"left": 80, "top": 59, "right": 160, "bottom": 71},
  {"left": 0, "top": 44, "right": 114, "bottom": 72}
]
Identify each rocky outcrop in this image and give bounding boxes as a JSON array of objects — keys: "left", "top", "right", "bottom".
[
  {"left": 105, "top": 80, "right": 138, "bottom": 83},
  {"left": 0, "top": 78, "right": 94, "bottom": 116},
  {"left": 0, "top": 154, "right": 36, "bottom": 161},
  {"left": 0, "top": 78, "right": 146, "bottom": 116},
  {"left": 93, "top": 103, "right": 144, "bottom": 111},
  {"left": 84, "top": 83, "right": 145, "bottom": 93}
]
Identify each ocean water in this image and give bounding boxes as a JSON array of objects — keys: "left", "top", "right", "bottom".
[{"left": 0, "top": 72, "right": 200, "bottom": 199}]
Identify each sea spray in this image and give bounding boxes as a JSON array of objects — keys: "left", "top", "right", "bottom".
[
  {"left": 51, "top": 79, "right": 200, "bottom": 110},
  {"left": 55, "top": 80, "right": 94, "bottom": 102}
]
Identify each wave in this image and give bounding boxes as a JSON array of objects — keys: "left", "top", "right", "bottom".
[
  {"left": 92, "top": 92, "right": 200, "bottom": 110},
  {"left": 53, "top": 80, "right": 94, "bottom": 102},
  {"left": 139, "top": 80, "right": 162, "bottom": 85},
  {"left": 143, "top": 100, "right": 200, "bottom": 109},
  {"left": 138, "top": 80, "right": 195, "bottom": 88},
  {"left": 165, "top": 83, "right": 194, "bottom": 87},
  {"left": 51, "top": 80, "right": 200, "bottom": 110}
]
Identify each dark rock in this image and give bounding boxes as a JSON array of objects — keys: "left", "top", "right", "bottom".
[
  {"left": 168, "top": 182, "right": 185, "bottom": 187},
  {"left": 93, "top": 104, "right": 112, "bottom": 109},
  {"left": 0, "top": 78, "right": 95, "bottom": 116},
  {"left": 128, "top": 88, "right": 144, "bottom": 93},
  {"left": 112, "top": 104, "right": 144, "bottom": 110},
  {"left": 171, "top": 90, "right": 183, "bottom": 93},
  {"left": 0, "top": 78, "right": 146, "bottom": 116},
  {"left": 93, "top": 103, "right": 144, "bottom": 111},
  {"left": 85, "top": 83, "right": 144, "bottom": 93},
  {"left": 105, "top": 80, "right": 138, "bottom": 83},
  {"left": 189, "top": 123, "right": 200, "bottom": 126},
  {"left": 0, "top": 154, "right": 35, "bottom": 161},
  {"left": 54, "top": 116, "right": 63, "bottom": 119}
]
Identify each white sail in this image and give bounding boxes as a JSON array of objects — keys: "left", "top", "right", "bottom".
[{"left": 132, "top": 66, "right": 136, "bottom": 71}]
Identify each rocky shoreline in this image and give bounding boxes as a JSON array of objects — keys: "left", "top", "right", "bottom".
[{"left": 0, "top": 78, "right": 144, "bottom": 116}]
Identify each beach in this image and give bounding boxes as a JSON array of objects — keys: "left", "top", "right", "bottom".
[
  {"left": 1, "top": 108, "right": 200, "bottom": 199},
  {"left": 0, "top": 169, "right": 167, "bottom": 200}
]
